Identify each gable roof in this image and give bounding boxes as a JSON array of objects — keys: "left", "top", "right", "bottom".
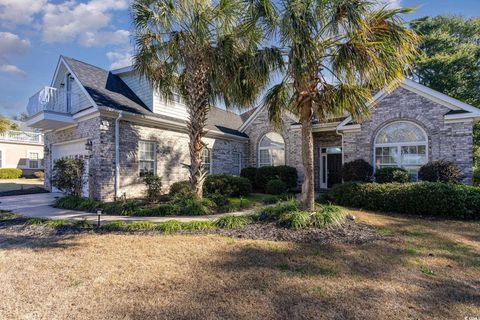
[{"left": 337, "top": 78, "right": 480, "bottom": 131}]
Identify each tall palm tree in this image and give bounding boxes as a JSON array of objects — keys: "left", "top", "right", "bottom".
[
  {"left": 132, "top": 0, "right": 282, "bottom": 198},
  {"left": 260, "top": 0, "right": 420, "bottom": 211}
]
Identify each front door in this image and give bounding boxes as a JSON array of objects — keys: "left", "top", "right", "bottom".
[{"left": 327, "top": 153, "right": 342, "bottom": 188}]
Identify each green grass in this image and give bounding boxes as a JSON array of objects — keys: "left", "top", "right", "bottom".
[
  {"left": 420, "top": 265, "right": 435, "bottom": 276},
  {"left": 278, "top": 211, "right": 311, "bottom": 230},
  {"left": 182, "top": 221, "right": 215, "bottom": 231},
  {"left": 256, "top": 198, "right": 298, "bottom": 221},
  {"left": 102, "top": 221, "right": 128, "bottom": 231},
  {"left": 73, "top": 220, "right": 95, "bottom": 228},
  {"left": 157, "top": 220, "right": 183, "bottom": 233},
  {"left": 125, "top": 221, "right": 158, "bottom": 231},
  {"left": 311, "top": 204, "right": 346, "bottom": 229}
]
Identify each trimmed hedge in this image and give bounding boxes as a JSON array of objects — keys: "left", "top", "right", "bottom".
[
  {"left": 240, "top": 167, "right": 257, "bottom": 186},
  {"left": 375, "top": 167, "right": 409, "bottom": 183},
  {"left": 254, "top": 165, "right": 298, "bottom": 192},
  {"left": 328, "top": 182, "right": 480, "bottom": 219},
  {"left": 0, "top": 168, "right": 22, "bottom": 179},
  {"left": 342, "top": 159, "right": 373, "bottom": 182},
  {"left": 265, "top": 179, "right": 287, "bottom": 195},
  {"left": 204, "top": 174, "right": 252, "bottom": 197},
  {"left": 419, "top": 160, "right": 460, "bottom": 183},
  {"left": 169, "top": 180, "right": 190, "bottom": 196}
]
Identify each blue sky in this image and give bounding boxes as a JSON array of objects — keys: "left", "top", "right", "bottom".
[{"left": 0, "top": 0, "right": 478, "bottom": 118}]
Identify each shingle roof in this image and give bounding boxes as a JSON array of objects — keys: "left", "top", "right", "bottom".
[{"left": 63, "top": 56, "right": 247, "bottom": 138}]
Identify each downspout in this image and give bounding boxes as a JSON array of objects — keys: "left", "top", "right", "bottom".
[
  {"left": 336, "top": 127, "right": 345, "bottom": 183},
  {"left": 115, "top": 111, "right": 123, "bottom": 200}
]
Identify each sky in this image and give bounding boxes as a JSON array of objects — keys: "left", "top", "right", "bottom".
[{"left": 0, "top": 0, "right": 479, "bottom": 119}]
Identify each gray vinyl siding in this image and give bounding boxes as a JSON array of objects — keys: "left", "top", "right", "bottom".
[
  {"left": 118, "top": 72, "right": 154, "bottom": 110},
  {"left": 153, "top": 91, "right": 189, "bottom": 120},
  {"left": 71, "top": 80, "right": 91, "bottom": 113}
]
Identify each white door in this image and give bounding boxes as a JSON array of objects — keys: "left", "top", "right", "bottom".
[{"left": 51, "top": 140, "right": 89, "bottom": 197}]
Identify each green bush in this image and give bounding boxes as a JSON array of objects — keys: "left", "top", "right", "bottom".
[
  {"left": 312, "top": 204, "right": 345, "bottom": 228},
  {"left": 419, "top": 160, "right": 460, "bottom": 183},
  {"left": 204, "top": 174, "right": 252, "bottom": 197},
  {"left": 255, "top": 166, "right": 279, "bottom": 192},
  {"left": 328, "top": 182, "right": 480, "bottom": 219},
  {"left": 207, "top": 193, "right": 229, "bottom": 207},
  {"left": 157, "top": 220, "right": 182, "bottom": 233},
  {"left": 265, "top": 179, "right": 287, "bottom": 195},
  {"left": 278, "top": 211, "right": 311, "bottom": 230},
  {"left": 170, "top": 192, "right": 214, "bottom": 215},
  {"left": 215, "top": 215, "right": 250, "bottom": 229},
  {"left": 54, "top": 196, "right": 85, "bottom": 210},
  {"left": 77, "top": 198, "right": 101, "bottom": 212},
  {"left": 257, "top": 199, "right": 298, "bottom": 221},
  {"left": 102, "top": 201, "right": 142, "bottom": 215},
  {"left": 182, "top": 221, "right": 215, "bottom": 231},
  {"left": 0, "top": 168, "right": 22, "bottom": 179},
  {"left": 375, "top": 167, "right": 410, "bottom": 183},
  {"left": 136, "top": 204, "right": 174, "bottom": 216},
  {"left": 275, "top": 166, "right": 298, "bottom": 189},
  {"left": 169, "top": 180, "right": 190, "bottom": 197},
  {"left": 51, "top": 158, "right": 85, "bottom": 196},
  {"left": 125, "top": 221, "right": 158, "bottom": 231},
  {"left": 102, "top": 221, "right": 128, "bottom": 231},
  {"left": 342, "top": 159, "right": 373, "bottom": 182},
  {"left": 240, "top": 167, "right": 257, "bottom": 186},
  {"left": 142, "top": 172, "right": 163, "bottom": 203}
]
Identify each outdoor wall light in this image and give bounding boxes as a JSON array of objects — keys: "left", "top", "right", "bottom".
[{"left": 85, "top": 140, "right": 93, "bottom": 151}]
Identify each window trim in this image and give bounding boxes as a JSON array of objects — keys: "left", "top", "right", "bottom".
[
  {"left": 373, "top": 121, "right": 429, "bottom": 180},
  {"left": 232, "top": 151, "right": 242, "bottom": 175},
  {"left": 258, "top": 132, "right": 286, "bottom": 168},
  {"left": 138, "top": 140, "right": 157, "bottom": 176},
  {"left": 27, "top": 150, "right": 42, "bottom": 169},
  {"left": 201, "top": 147, "right": 212, "bottom": 174}
]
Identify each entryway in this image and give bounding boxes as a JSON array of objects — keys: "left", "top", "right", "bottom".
[{"left": 319, "top": 146, "right": 343, "bottom": 189}]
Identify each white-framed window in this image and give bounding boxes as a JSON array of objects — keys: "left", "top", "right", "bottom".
[
  {"left": 374, "top": 121, "right": 428, "bottom": 181},
  {"left": 201, "top": 148, "right": 212, "bottom": 174},
  {"left": 258, "top": 132, "right": 285, "bottom": 167},
  {"left": 139, "top": 141, "right": 156, "bottom": 175},
  {"left": 28, "top": 152, "right": 39, "bottom": 169},
  {"left": 232, "top": 152, "right": 242, "bottom": 175}
]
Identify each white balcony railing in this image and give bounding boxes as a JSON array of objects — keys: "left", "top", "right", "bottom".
[
  {"left": 26, "top": 86, "right": 68, "bottom": 116},
  {"left": 0, "top": 130, "right": 42, "bottom": 144}
]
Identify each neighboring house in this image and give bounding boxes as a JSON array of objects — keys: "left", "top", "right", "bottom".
[
  {"left": 26, "top": 56, "right": 480, "bottom": 200},
  {"left": 0, "top": 123, "right": 44, "bottom": 176}
]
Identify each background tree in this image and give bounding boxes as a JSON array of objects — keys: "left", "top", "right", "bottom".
[
  {"left": 410, "top": 16, "right": 480, "bottom": 182},
  {"left": 261, "top": 0, "right": 419, "bottom": 210},
  {"left": 132, "top": 0, "right": 282, "bottom": 199},
  {"left": 0, "top": 116, "right": 19, "bottom": 133}
]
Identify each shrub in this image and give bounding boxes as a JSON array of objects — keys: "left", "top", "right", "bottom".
[
  {"left": 474, "top": 167, "right": 480, "bottom": 186},
  {"left": 257, "top": 199, "right": 298, "bottom": 221},
  {"left": 215, "top": 215, "right": 250, "bottom": 229},
  {"left": 125, "top": 221, "right": 158, "bottom": 231},
  {"left": 77, "top": 198, "right": 101, "bottom": 212},
  {"left": 204, "top": 174, "right": 252, "bottom": 197},
  {"left": 54, "top": 196, "right": 85, "bottom": 210},
  {"left": 136, "top": 204, "right": 174, "bottom": 216},
  {"left": 169, "top": 180, "right": 190, "bottom": 197},
  {"left": 240, "top": 167, "right": 257, "bottom": 186},
  {"left": 255, "top": 166, "right": 278, "bottom": 192},
  {"left": 157, "top": 220, "right": 182, "bottom": 233},
  {"left": 102, "top": 221, "right": 128, "bottom": 231},
  {"left": 26, "top": 217, "right": 48, "bottom": 225},
  {"left": 328, "top": 182, "right": 480, "bottom": 220},
  {"left": 265, "top": 179, "right": 288, "bottom": 195},
  {"left": 278, "top": 211, "right": 311, "bottom": 230},
  {"left": 419, "top": 160, "right": 460, "bottom": 183},
  {"left": 182, "top": 221, "right": 215, "bottom": 231},
  {"left": 102, "top": 201, "right": 142, "bottom": 216},
  {"left": 142, "top": 172, "right": 162, "bottom": 203},
  {"left": 51, "top": 158, "right": 85, "bottom": 196},
  {"left": 207, "top": 193, "right": 229, "bottom": 207},
  {"left": 0, "top": 168, "right": 22, "bottom": 179},
  {"left": 312, "top": 205, "right": 345, "bottom": 228},
  {"left": 33, "top": 171, "right": 45, "bottom": 179},
  {"left": 375, "top": 167, "right": 410, "bottom": 183},
  {"left": 170, "top": 192, "right": 214, "bottom": 216},
  {"left": 275, "top": 166, "right": 298, "bottom": 189},
  {"left": 342, "top": 159, "right": 373, "bottom": 182}
]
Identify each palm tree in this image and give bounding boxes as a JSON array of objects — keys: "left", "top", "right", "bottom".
[
  {"left": 260, "top": 0, "right": 420, "bottom": 211},
  {"left": 0, "top": 116, "right": 18, "bottom": 133},
  {"left": 132, "top": 0, "right": 282, "bottom": 198}
]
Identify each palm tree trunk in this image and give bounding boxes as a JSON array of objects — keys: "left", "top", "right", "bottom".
[
  {"left": 185, "top": 57, "right": 210, "bottom": 199},
  {"left": 300, "top": 102, "right": 315, "bottom": 211}
]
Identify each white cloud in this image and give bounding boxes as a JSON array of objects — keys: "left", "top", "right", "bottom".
[
  {"left": 0, "top": 0, "right": 47, "bottom": 26},
  {"left": 0, "top": 32, "right": 31, "bottom": 77},
  {"left": 377, "top": 0, "right": 402, "bottom": 9},
  {"left": 106, "top": 48, "right": 133, "bottom": 70},
  {"left": 42, "top": 0, "right": 129, "bottom": 46}
]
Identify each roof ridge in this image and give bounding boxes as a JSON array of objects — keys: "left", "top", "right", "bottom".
[{"left": 62, "top": 55, "right": 109, "bottom": 73}]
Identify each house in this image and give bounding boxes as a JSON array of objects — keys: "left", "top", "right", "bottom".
[
  {"left": 25, "top": 56, "right": 480, "bottom": 201},
  {"left": 0, "top": 121, "right": 44, "bottom": 176}
]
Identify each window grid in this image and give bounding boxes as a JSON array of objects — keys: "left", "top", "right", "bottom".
[
  {"left": 232, "top": 152, "right": 241, "bottom": 175},
  {"left": 201, "top": 148, "right": 211, "bottom": 174},
  {"left": 139, "top": 141, "right": 156, "bottom": 175}
]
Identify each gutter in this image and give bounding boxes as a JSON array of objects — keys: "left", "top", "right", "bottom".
[{"left": 115, "top": 111, "right": 123, "bottom": 200}]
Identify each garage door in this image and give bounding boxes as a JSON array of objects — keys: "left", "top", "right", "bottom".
[{"left": 51, "top": 140, "right": 89, "bottom": 197}]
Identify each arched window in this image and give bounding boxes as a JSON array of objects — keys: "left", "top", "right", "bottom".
[
  {"left": 258, "top": 132, "right": 285, "bottom": 167},
  {"left": 374, "top": 121, "right": 428, "bottom": 181}
]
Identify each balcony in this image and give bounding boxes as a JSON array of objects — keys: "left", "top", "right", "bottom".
[
  {"left": 26, "top": 86, "right": 75, "bottom": 130},
  {"left": 0, "top": 130, "right": 42, "bottom": 145}
]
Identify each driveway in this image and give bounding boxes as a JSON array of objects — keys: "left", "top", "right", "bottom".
[{"left": 0, "top": 193, "right": 253, "bottom": 223}]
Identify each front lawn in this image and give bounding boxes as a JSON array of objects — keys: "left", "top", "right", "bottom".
[{"left": 0, "top": 209, "right": 478, "bottom": 319}]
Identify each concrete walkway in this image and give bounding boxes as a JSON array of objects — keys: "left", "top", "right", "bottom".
[{"left": 0, "top": 193, "right": 255, "bottom": 223}]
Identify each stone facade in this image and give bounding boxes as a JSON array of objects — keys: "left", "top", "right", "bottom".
[
  {"left": 45, "top": 115, "right": 248, "bottom": 201},
  {"left": 243, "top": 107, "right": 304, "bottom": 185},
  {"left": 342, "top": 87, "right": 474, "bottom": 184}
]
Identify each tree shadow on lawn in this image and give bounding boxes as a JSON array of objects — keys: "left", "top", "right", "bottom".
[{"left": 109, "top": 222, "right": 480, "bottom": 319}]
